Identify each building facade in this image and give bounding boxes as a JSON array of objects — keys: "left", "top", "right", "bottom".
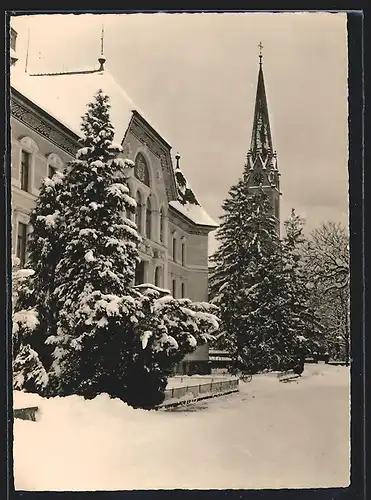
[{"left": 10, "top": 28, "right": 217, "bottom": 374}]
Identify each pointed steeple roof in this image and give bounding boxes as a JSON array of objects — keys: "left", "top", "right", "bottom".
[{"left": 250, "top": 45, "right": 273, "bottom": 159}]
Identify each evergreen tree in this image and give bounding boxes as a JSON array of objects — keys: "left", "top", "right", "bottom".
[
  {"left": 210, "top": 172, "right": 292, "bottom": 374},
  {"left": 45, "top": 89, "right": 141, "bottom": 395},
  {"left": 17, "top": 170, "right": 66, "bottom": 370},
  {"left": 280, "top": 210, "right": 323, "bottom": 370}
]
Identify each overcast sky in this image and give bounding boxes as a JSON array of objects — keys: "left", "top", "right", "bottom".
[{"left": 11, "top": 12, "right": 349, "bottom": 255}]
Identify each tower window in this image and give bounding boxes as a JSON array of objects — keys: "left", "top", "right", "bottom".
[
  {"left": 20, "top": 150, "right": 30, "bottom": 192},
  {"left": 275, "top": 198, "right": 279, "bottom": 219},
  {"left": 17, "top": 222, "right": 28, "bottom": 267}
]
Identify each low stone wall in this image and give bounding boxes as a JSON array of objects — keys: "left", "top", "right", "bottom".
[{"left": 159, "top": 378, "right": 239, "bottom": 408}]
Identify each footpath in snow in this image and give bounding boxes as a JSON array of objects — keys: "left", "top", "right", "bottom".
[{"left": 13, "top": 364, "right": 350, "bottom": 491}]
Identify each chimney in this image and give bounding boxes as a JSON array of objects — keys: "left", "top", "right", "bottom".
[{"left": 10, "top": 27, "right": 18, "bottom": 66}]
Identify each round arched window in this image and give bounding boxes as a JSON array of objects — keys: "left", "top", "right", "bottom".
[{"left": 134, "top": 153, "right": 150, "bottom": 187}]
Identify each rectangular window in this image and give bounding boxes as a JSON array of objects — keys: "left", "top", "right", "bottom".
[
  {"left": 172, "top": 279, "right": 176, "bottom": 298},
  {"left": 135, "top": 261, "right": 145, "bottom": 285},
  {"left": 20, "top": 150, "right": 30, "bottom": 191},
  {"left": 172, "top": 237, "right": 177, "bottom": 261},
  {"left": 181, "top": 243, "right": 185, "bottom": 266},
  {"left": 17, "top": 222, "right": 28, "bottom": 267},
  {"left": 48, "top": 165, "right": 56, "bottom": 179}
]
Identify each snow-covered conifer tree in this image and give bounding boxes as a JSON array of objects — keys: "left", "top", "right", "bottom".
[
  {"left": 209, "top": 168, "right": 309, "bottom": 374},
  {"left": 17, "top": 171, "right": 66, "bottom": 370},
  {"left": 45, "top": 89, "right": 141, "bottom": 395},
  {"left": 210, "top": 171, "right": 286, "bottom": 373},
  {"left": 280, "top": 209, "right": 323, "bottom": 369}
]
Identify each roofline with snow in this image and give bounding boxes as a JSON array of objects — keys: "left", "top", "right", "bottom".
[
  {"left": 11, "top": 87, "right": 81, "bottom": 156},
  {"left": 168, "top": 204, "right": 218, "bottom": 233},
  {"left": 29, "top": 67, "right": 104, "bottom": 77}
]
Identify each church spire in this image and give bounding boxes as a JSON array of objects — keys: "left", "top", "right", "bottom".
[
  {"left": 245, "top": 44, "right": 281, "bottom": 236},
  {"left": 249, "top": 42, "right": 273, "bottom": 160}
]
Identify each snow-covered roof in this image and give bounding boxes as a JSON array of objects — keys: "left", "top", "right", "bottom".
[
  {"left": 169, "top": 200, "right": 218, "bottom": 228},
  {"left": 10, "top": 64, "right": 166, "bottom": 146},
  {"left": 133, "top": 283, "right": 171, "bottom": 296},
  {"left": 11, "top": 63, "right": 217, "bottom": 229}
]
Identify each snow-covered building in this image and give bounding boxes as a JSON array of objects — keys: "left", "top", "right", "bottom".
[{"left": 10, "top": 28, "right": 217, "bottom": 375}]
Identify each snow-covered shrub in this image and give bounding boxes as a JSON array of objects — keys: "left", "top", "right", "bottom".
[
  {"left": 12, "top": 255, "right": 48, "bottom": 392},
  {"left": 119, "top": 289, "right": 218, "bottom": 409}
]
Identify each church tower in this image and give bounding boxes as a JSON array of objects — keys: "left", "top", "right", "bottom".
[{"left": 245, "top": 43, "right": 281, "bottom": 236}]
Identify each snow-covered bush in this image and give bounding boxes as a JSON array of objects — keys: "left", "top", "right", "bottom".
[
  {"left": 12, "top": 255, "right": 48, "bottom": 392},
  {"left": 119, "top": 290, "right": 218, "bottom": 409}
]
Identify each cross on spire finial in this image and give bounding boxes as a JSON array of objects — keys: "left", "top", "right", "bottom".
[
  {"left": 98, "top": 24, "right": 106, "bottom": 71},
  {"left": 101, "top": 24, "right": 105, "bottom": 56},
  {"left": 258, "top": 41, "right": 263, "bottom": 66}
]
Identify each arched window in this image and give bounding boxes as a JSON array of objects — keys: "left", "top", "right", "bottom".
[
  {"left": 135, "top": 191, "right": 142, "bottom": 233},
  {"left": 134, "top": 153, "right": 150, "bottom": 187},
  {"left": 172, "top": 235, "right": 177, "bottom": 261},
  {"left": 47, "top": 153, "right": 63, "bottom": 179},
  {"left": 146, "top": 197, "right": 151, "bottom": 239},
  {"left": 181, "top": 242, "right": 186, "bottom": 266},
  {"left": 19, "top": 136, "right": 39, "bottom": 193},
  {"left": 159, "top": 208, "right": 165, "bottom": 243},
  {"left": 20, "top": 150, "right": 30, "bottom": 191},
  {"left": 154, "top": 266, "right": 161, "bottom": 287},
  {"left": 181, "top": 282, "right": 185, "bottom": 298},
  {"left": 172, "top": 279, "right": 177, "bottom": 298}
]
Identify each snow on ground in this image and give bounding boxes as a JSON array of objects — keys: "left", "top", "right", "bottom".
[{"left": 13, "top": 364, "right": 350, "bottom": 491}]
